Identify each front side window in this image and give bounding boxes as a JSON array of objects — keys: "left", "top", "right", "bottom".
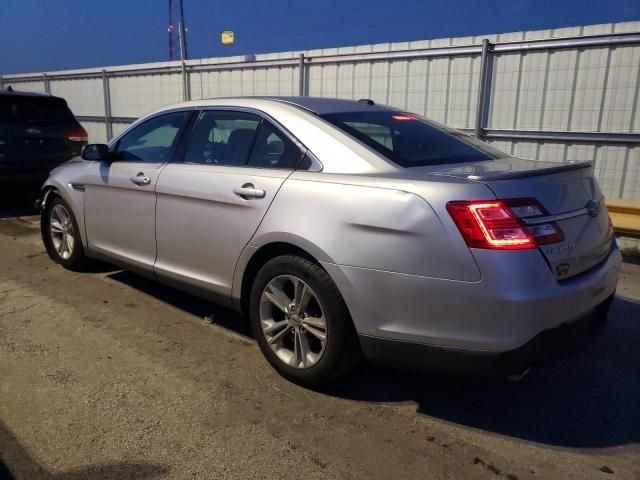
[
  {"left": 113, "top": 111, "right": 190, "bottom": 163},
  {"left": 321, "top": 111, "right": 508, "bottom": 167}
]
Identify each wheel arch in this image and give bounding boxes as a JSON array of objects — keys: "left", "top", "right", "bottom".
[
  {"left": 40, "top": 184, "right": 61, "bottom": 208},
  {"left": 39, "top": 183, "right": 88, "bottom": 250},
  {"left": 235, "top": 242, "right": 320, "bottom": 315},
  {"left": 39, "top": 186, "right": 63, "bottom": 248}
]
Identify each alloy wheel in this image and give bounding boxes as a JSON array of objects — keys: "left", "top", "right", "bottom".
[
  {"left": 259, "top": 275, "right": 327, "bottom": 369},
  {"left": 49, "top": 204, "right": 75, "bottom": 260}
]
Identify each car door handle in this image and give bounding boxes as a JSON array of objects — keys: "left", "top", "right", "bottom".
[
  {"left": 130, "top": 173, "right": 151, "bottom": 186},
  {"left": 233, "top": 183, "right": 266, "bottom": 199}
]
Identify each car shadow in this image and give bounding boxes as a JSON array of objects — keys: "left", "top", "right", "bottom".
[
  {"left": 0, "top": 189, "right": 39, "bottom": 219},
  {"left": 324, "top": 295, "right": 640, "bottom": 449},
  {"left": 107, "top": 270, "right": 640, "bottom": 449},
  {"left": 107, "top": 270, "right": 253, "bottom": 338},
  {"left": 0, "top": 421, "right": 168, "bottom": 479},
  {"left": 622, "top": 251, "right": 640, "bottom": 265}
]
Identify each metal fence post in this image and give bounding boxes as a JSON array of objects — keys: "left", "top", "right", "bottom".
[
  {"left": 298, "top": 53, "right": 305, "bottom": 96},
  {"left": 474, "top": 39, "right": 492, "bottom": 139},
  {"left": 43, "top": 73, "right": 51, "bottom": 94},
  {"left": 102, "top": 70, "right": 113, "bottom": 141},
  {"left": 181, "top": 61, "right": 190, "bottom": 101}
]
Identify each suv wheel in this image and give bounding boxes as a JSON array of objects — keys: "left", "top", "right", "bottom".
[{"left": 249, "top": 255, "right": 361, "bottom": 387}]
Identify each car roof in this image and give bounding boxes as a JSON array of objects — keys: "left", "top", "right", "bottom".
[
  {"left": 175, "top": 96, "right": 395, "bottom": 115},
  {"left": 128, "top": 96, "right": 401, "bottom": 175},
  {"left": 259, "top": 96, "right": 394, "bottom": 115}
]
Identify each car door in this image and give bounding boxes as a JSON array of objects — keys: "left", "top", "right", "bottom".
[
  {"left": 154, "top": 109, "right": 304, "bottom": 296},
  {"left": 83, "top": 110, "right": 192, "bottom": 271}
]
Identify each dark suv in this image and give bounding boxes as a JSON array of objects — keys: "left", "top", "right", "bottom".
[{"left": 0, "top": 88, "right": 87, "bottom": 189}]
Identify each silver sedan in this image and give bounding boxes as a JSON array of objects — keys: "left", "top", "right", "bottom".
[{"left": 39, "top": 97, "right": 620, "bottom": 386}]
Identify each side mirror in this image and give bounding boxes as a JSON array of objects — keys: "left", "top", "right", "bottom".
[{"left": 81, "top": 144, "right": 109, "bottom": 162}]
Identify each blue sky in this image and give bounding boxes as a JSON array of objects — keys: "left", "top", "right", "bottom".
[{"left": 1, "top": 0, "right": 638, "bottom": 74}]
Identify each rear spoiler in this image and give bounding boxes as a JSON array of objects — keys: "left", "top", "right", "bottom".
[{"left": 466, "top": 161, "right": 592, "bottom": 181}]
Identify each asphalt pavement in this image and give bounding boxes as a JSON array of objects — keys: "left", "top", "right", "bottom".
[{"left": 1, "top": 193, "right": 638, "bottom": 479}]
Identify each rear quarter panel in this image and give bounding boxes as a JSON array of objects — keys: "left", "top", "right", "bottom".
[{"left": 243, "top": 171, "right": 489, "bottom": 282}]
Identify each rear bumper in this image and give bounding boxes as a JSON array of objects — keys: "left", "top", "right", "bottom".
[
  {"left": 322, "top": 237, "right": 620, "bottom": 353},
  {"left": 358, "top": 294, "right": 613, "bottom": 377}
]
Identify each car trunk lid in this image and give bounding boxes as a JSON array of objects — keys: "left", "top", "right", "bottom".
[{"left": 433, "top": 157, "right": 613, "bottom": 280}]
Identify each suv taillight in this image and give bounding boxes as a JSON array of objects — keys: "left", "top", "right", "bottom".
[
  {"left": 447, "top": 199, "right": 563, "bottom": 250},
  {"left": 64, "top": 127, "right": 88, "bottom": 143}
]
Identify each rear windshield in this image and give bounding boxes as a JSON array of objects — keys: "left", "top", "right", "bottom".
[
  {"left": 321, "top": 111, "right": 507, "bottom": 167},
  {"left": 0, "top": 95, "right": 76, "bottom": 125}
]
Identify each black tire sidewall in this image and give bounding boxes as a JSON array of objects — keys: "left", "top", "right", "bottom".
[
  {"left": 44, "top": 196, "right": 85, "bottom": 270},
  {"left": 249, "top": 255, "right": 351, "bottom": 386}
]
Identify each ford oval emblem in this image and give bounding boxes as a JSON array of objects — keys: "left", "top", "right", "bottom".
[{"left": 586, "top": 200, "right": 601, "bottom": 218}]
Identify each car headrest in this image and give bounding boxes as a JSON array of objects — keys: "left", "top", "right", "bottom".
[{"left": 227, "top": 128, "right": 256, "bottom": 149}]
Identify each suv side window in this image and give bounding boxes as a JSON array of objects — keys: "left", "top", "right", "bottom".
[
  {"left": 247, "top": 121, "right": 302, "bottom": 170},
  {"left": 184, "top": 111, "right": 261, "bottom": 166},
  {"left": 113, "top": 111, "right": 190, "bottom": 163}
]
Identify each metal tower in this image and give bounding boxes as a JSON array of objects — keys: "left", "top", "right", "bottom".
[{"left": 168, "top": 0, "right": 188, "bottom": 61}]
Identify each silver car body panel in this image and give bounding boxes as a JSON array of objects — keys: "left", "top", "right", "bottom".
[
  {"left": 429, "top": 156, "right": 592, "bottom": 181},
  {"left": 155, "top": 163, "right": 291, "bottom": 295},
  {"left": 480, "top": 163, "right": 611, "bottom": 280},
  {"left": 41, "top": 96, "right": 621, "bottom": 358},
  {"left": 83, "top": 161, "right": 165, "bottom": 271},
  {"left": 241, "top": 170, "right": 489, "bottom": 282},
  {"left": 323, "top": 241, "right": 619, "bottom": 351}
]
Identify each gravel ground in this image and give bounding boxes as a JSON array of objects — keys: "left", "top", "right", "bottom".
[{"left": 0, "top": 194, "right": 639, "bottom": 480}]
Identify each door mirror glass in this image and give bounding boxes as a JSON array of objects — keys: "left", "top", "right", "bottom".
[{"left": 81, "top": 144, "right": 109, "bottom": 161}]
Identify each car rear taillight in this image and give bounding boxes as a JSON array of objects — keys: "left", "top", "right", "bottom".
[
  {"left": 504, "top": 198, "right": 564, "bottom": 246},
  {"left": 64, "top": 127, "right": 88, "bottom": 143},
  {"left": 447, "top": 201, "right": 535, "bottom": 249},
  {"left": 447, "top": 198, "right": 564, "bottom": 250}
]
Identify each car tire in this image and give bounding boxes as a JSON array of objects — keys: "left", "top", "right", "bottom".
[
  {"left": 43, "top": 195, "right": 89, "bottom": 271},
  {"left": 249, "top": 254, "right": 361, "bottom": 387}
]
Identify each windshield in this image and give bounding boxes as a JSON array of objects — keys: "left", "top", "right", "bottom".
[
  {"left": 0, "top": 95, "right": 76, "bottom": 125},
  {"left": 321, "top": 111, "right": 508, "bottom": 167}
]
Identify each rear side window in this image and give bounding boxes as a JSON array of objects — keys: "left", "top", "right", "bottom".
[
  {"left": 184, "top": 110, "right": 302, "bottom": 169},
  {"left": 184, "top": 111, "right": 261, "bottom": 166},
  {"left": 0, "top": 95, "right": 76, "bottom": 125},
  {"left": 321, "top": 111, "right": 507, "bottom": 167},
  {"left": 248, "top": 121, "right": 302, "bottom": 169}
]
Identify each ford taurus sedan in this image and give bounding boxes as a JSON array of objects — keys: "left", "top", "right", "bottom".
[{"left": 38, "top": 97, "right": 620, "bottom": 386}]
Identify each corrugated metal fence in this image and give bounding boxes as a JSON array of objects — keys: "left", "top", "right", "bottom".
[{"left": 2, "top": 21, "right": 639, "bottom": 199}]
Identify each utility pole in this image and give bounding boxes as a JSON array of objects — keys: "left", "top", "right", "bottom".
[{"left": 168, "top": 0, "right": 188, "bottom": 61}]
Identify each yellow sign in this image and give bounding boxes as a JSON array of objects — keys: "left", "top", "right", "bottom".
[{"left": 221, "top": 30, "right": 234, "bottom": 46}]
